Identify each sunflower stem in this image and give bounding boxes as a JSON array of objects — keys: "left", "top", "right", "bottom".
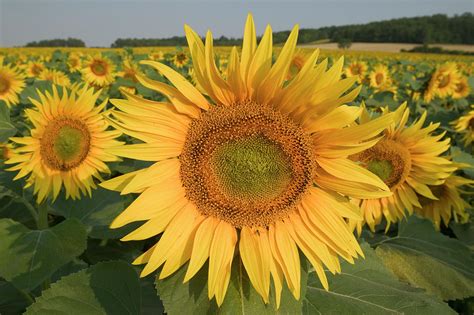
[{"left": 37, "top": 202, "right": 49, "bottom": 230}]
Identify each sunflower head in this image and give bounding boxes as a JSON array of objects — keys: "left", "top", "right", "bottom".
[
  {"left": 345, "top": 60, "right": 367, "bottom": 83},
  {"left": 5, "top": 85, "right": 122, "bottom": 203},
  {"left": 0, "top": 64, "right": 26, "bottom": 107},
  {"left": 82, "top": 55, "right": 116, "bottom": 87},
  {"left": 102, "top": 14, "right": 396, "bottom": 307},
  {"left": 452, "top": 105, "right": 474, "bottom": 146},
  {"left": 25, "top": 61, "right": 45, "bottom": 78},
  {"left": 39, "top": 69, "right": 71, "bottom": 87},
  {"left": 349, "top": 103, "right": 456, "bottom": 234},
  {"left": 172, "top": 51, "right": 188, "bottom": 68}
]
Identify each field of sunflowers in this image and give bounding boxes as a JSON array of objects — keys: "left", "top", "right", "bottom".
[{"left": 0, "top": 18, "right": 473, "bottom": 315}]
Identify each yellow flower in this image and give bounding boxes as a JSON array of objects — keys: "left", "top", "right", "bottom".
[
  {"left": 286, "top": 49, "right": 310, "bottom": 80},
  {"left": 344, "top": 60, "right": 367, "bottom": 83},
  {"left": 82, "top": 55, "right": 116, "bottom": 87},
  {"left": 172, "top": 51, "right": 188, "bottom": 68},
  {"left": 67, "top": 52, "right": 82, "bottom": 73},
  {"left": 424, "top": 62, "right": 461, "bottom": 102},
  {"left": 0, "top": 64, "right": 25, "bottom": 107},
  {"left": 452, "top": 105, "right": 474, "bottom": 146},
  {"left": 349, "top": 104, "right": 456, "bottom": 234},
  {"left": 25, "top": 61, "right": 45, "bottom": 78},
  {"left": 369, "top": 64, "right": 395, "bottom": 93},
  {"left": 452, "top": 76, "right": 471, "bottom": 99},
  {"left": 39, "top": 69, "right": 71, "bottom": 87},
  {"left": 415, "top": 172, "right": 473, "bottom": 230},
  {"left": 149, "top": 50, "right": 164, "bottom": 61},
  {"left": 118, "top": 58, "right": 142, "bottom": 83},
  {"left": 5, "top": 86, "right": 122, "bottom": 203},
  {"left": 102, "top": 15, "right": 393, "bottom": 307}
]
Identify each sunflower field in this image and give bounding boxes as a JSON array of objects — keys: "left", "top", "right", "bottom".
[{"left": 0, "top": 16, "right": 473, "bottom": 315}]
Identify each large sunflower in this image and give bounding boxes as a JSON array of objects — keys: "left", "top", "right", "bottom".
[
  {"left": 349, "top": 104, "right": 456, "bottom": 234},
  {"left": 415, "top": 172, "right": 472, "bottom": 230},
  {"left": 82, "top": 55, "right": 116, "bottom": 87},
  {"left": 102, "top": 15, "right": 394, "bottom": 306},
  {"left": 5, "top": 86, "right": 121, "bottom": 203},
  {"left": 0, "top": 64, "right": 26, "bottom": 107}
]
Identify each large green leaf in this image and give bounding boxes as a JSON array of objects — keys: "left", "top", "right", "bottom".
[
  {"left": 451, "top": 221, "right": 474, "bottom": 250},
  {"left": 0, "top": 218, "right": 87, "bottom": 291},
  {"left": 375, "top": 216, "right": 474, "bottom": 301},
  {"left": 0, "top": 279, "right": 32, "bottom": 315},
  {"left": 304, "top": 243, "right": 455, "bottom": 315},
  {"left": 25, "top": 261, "right": 141, "bottom": 315},
  {"left": 50, "top": 187, "right": 136, "bottom": 239},
  {"left": 0, "top": 103, "right": 17, "bottom": 142},
  {"left": 156, "top": 259, "right": 305, "bottom": 314}
]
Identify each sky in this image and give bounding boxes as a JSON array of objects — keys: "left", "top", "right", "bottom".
[{"left": 1, "top": 0, "right": 473, "bottom": 47}]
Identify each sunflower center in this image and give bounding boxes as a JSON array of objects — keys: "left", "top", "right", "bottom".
[
  {"left": 91, "top": 60, "right": 107, "bottom": 76},
  {"left": 40, "top": 118, "right": 91, "bottom": 171},
  {"left": 353, "top": 139, "right": 411, "bottom": 189},
  {"left": 375, "top": 73, "right": 384, "bottom": 85},
  {"left": 32, "top": 65, "right": 42, "bottom": 75},
  {"left": 438, "top": 74, "right": 450, "bottom": 89},
  {"left": 212, "top": 135, "right": 292, "bottom": 201},
  {"left": 176, "top": 53, "right": 187, "bottom": 63},
  {"left": 351, "top": 65, "right": 361, "bottom": 75},
  {"left": 180, "top": 101, "right": 315, "bottom": 228},
  {"left": 0, "top": 76, "right": 10, "bottom": 94}
]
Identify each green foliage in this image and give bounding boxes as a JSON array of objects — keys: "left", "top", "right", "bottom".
[
  {"left": 375, "top": 217, "right": 474, "bottom": 301},
  {"left": 304, "top": 243, "right": 455, "bottom": 315},
  {"left": 155, "top": 259, "right": 306, "bottom": 314},
  {"left": 24, "top": 261, "right": 142, "bottom": 314},
  {"left": 0, "top": 103, "right": 17, "bottom": 143},
  {"left": 0, "top": 218, "right": 87, "bottom": 291},
  {"left": 25, "top": 38, "right": 85, "bottom": 47}
]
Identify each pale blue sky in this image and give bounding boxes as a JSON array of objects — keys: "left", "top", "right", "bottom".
[{"left": 1, "top": 0, "right": 473, "bottom": 47}]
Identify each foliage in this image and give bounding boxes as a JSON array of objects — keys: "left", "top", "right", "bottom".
[{"left": 25, "top": 38, "right": 86, "bottom": 47}]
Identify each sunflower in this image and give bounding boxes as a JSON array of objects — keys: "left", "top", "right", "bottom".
[
  {"left": 349, "top": 104, "right": 456, "bottom": 234},
  {"left": 424, "top": 62, "right": 460, "bottom": 102},
  {"left": 82, "top": 55, "right": 116, "bottom": 87},
  {"left": 5, "top": 86, "right": 121, "bottom": 203},
  {"left": 149, "top": 50, "right": 164, "bottom": 61},
  {"left": 25, "top": 61, "right": 45, "bottom": 78},
  {"left": 118, "top": 58, "right": 142, "bottom": 83},
  {"left": 287, "top": 49, "right": 310, "bottom": 80},
  {"left": 172, "top": 51, "right": 189, "bottom": 68},
  {"left": 0, "top": 64, "right": 26, "bottom": 107},
  {"left": 369, "top": 64, "right": 395, "bottom": 93},
  {"left": 101, "top": 15, "right": 394, "bottom": 307},
  {"left": 415, "top": 172, "right": 472, "bottom": 230},
  {"left": 452, "top": 76, "right": 471, "bottom": 99},
  {"left": 67, "top": 52, "right": 82, "bottom": 73},
  {"left": 344, "top": 60, "right": 367, "bottom": 83},
  {"left": 452, "top": 105, "right": 474, "bottom": 146},
  {"left": 38, "top": 69, "right": 71, "bottom": 87}
]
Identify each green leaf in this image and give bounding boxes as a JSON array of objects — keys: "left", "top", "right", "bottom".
[
  {"left": 451, "top": 221, "right": 474, "bottom": 250},
  {"left": 0, "top": 103, "right": 16, "bottom": 142},
  {"left": 375, "top": 216, "right": 474, "bottom": 301},
  {"left": 156, "top": 259, "right": 305, "bottom": 314},
  {"left": 25, "top": 261, "right": 141, "bottom": 315},
  {"left": 304, "top": 243, "right": 455, "bottom": 315},
  {"left": 0, "top": 279, "right": 32, "bottom": 314},
  {"left": 0, "top": 218, "right": 87, "bottom": 291},
  {"left": 451, "top": 146, "right": 474, "bottom": 178},
  {"left": 140, "top": 276, "right": 164, "bottom": 315},
  {"left": 50, "top": 187, "right": 136, "bottom": 239}
]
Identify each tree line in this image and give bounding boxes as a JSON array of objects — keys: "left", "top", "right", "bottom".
[
  {"left": 24, "top": 13, "right": 474, "bottom": 48},
  {"left": 25, "top": 38, "right": 85, "bottom": 47}
]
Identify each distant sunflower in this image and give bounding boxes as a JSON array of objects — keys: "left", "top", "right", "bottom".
[
  {"left": 67, "top": 52, "right": 82, "bottom": 73},
  {"left": 172, "top": 51, "right": 188, "bottom": 68},
  {"left": 415, "top": 172, "right": 472, "bottom": 230},
  {"left": 369, "top": 64, "right": 395, "bottom": 93},
  {"left": 424, "top": 62, "right": 460, "bottom": 102},
  {"left": 39, "top": 69, "right": 71, "bottom": 87},
  {"left": 5, "top": 86, "right": 121, "bottom": 203},
  {"left": 452, "top": 105, "right": 474, "bottom": 146},
  {"left": 102, "top": 15, "right": 393, "bottom": 307},
  {"left": 149, "top": 50, "right": 164, "bottom": 61},
  {"left": 349, "top": 104, "right": 456, "bottom": 234},
  {"left": 25, "top": 61, "right": 45, "bottom": 78},
  {"left": 82, "top": 55, "right": 116, "bottom": 87},
  {"left": 287, "top": 49, "right": 310, "bottom": 80},
  {"left": 0, "top": 64, "right": 25, "bottom": 107},
  {"left": 345, "top": 60, "right": 367, "bottom": 83},
  {"left": 452, "top": 76, "right": 470, "bottom": 99},
  {"left": 119, "top": 58, "right": 142, "bottom": 83}
]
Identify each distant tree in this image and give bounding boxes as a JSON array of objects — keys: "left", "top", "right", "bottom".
[
  {"left": 337, "top": 38, "right": 352, "bottom": 49},
  {"left": 25, "top": 38, "right": 85, "bottom": 47}
]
